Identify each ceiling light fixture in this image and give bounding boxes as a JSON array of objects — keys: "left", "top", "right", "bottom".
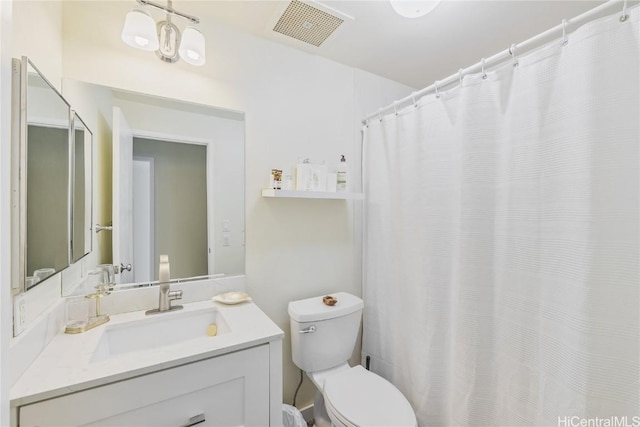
[
  {"left": 121, "top": 0, "right": 205, "bottom": 66},
  {"left": 390, "top": 0, "right": 441, "bottom": 18}
]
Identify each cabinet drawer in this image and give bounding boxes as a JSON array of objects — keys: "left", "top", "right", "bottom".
[{"left": 19, "top": 344, "right": 270, "bottom": 426}]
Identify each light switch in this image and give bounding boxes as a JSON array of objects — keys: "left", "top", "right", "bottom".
[{"left": 14, "top": 294, "right": 26, "bottom": 336}]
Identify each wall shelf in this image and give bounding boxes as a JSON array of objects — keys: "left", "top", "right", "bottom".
[{"left": 261, "top": 189, "right": 364, "bottom": 200}]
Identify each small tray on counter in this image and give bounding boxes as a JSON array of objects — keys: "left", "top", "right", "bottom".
[{"left": 212, "top": 291, "right": 252, "bottom": 305}]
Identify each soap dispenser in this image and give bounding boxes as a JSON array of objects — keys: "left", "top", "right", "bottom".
[{"left": 337, "top": 155, "right": 349, "bottom": 192}]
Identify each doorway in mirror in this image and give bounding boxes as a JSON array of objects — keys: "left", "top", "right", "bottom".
[{"left": 131, "top": 138, "right": 208, "bottom": 283}]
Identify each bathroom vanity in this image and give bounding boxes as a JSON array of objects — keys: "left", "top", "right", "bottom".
[{"left": 10, "top": 300, "right": 283, "bottom": 426}]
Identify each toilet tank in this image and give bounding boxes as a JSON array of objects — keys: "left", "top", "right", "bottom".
[{"left": 288, "top": 292, "right": 364, "bottom": 373}]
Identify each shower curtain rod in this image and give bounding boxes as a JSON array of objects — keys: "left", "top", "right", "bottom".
[{"left": 362, "top": 0, "right": 633, "bottom": 125}]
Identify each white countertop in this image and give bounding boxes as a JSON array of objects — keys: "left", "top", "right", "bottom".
[{"left": 11, "top": 300, "right": 284, "bottom": 407}]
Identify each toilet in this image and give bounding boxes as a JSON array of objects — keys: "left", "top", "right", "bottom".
[{"left": 288, "top": 292, "right": 417, "bottom": 427}]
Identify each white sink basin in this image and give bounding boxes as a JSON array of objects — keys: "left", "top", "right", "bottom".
[{"left": 91, "top": 307, "right": 229, "bottom": 362}]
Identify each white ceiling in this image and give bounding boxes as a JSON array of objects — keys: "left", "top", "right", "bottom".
[
  {"left": 181, "top": 0, "right": 612, "bottom": 89},
  {"left": 65, "top": 1, "right": 632, "bottom": 89}
]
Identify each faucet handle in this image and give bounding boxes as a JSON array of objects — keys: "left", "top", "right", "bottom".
[
  {"left": 167, "top": 290, "right": 183, "bottom": 312},
  {"left": 168, "top": 290, "right": 183, "bottom": 301},
  {"left": 146, "top": 283, "right": 183, "bottom": 316}
]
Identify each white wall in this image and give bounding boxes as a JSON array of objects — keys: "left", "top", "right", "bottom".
[
  {"left": 3, "top": 0, "right": 413, "bottom": 412},
  {"left": 11, "top": 0, "right": 63, "bottom": 90},
  {"left": 0, "top": 1, "right": 14, "bottom": 424}
]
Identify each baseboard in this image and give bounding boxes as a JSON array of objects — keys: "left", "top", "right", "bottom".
[{"left": 300, "top": 403, "right": 314, "bottom": 424}]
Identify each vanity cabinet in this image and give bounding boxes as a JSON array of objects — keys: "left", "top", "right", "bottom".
[{"left": 18, "top": 344, "right": 270, "bottom": 426}]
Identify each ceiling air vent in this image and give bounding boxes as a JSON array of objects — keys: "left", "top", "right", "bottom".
[{"left": 273, "top": 0, "right": 346, "bottom": 47}]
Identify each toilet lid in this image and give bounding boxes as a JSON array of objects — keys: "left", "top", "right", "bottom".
[{"left": 323, "top": 366, "right": 416, "bottom": 427}]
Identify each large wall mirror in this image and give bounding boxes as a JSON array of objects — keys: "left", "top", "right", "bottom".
[
  {"left": 62, "top": 80, "right": 245, "bottom": 293},
  {"left": 12, "top": 57, "right": 93, "bottom": 292},
  {"left": 111, "top": 88, "right": 246, "bottom": 286},
  {"left": 20, "top": 58, "right": 70, "bottom": 291}
]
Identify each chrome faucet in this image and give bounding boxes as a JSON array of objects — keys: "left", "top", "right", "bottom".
[
  {"left": 146, "top": 255, "right": 183, "bottom": 315},
  {"left": 146, "top": 279, "right": 183, "bottom": 315}
]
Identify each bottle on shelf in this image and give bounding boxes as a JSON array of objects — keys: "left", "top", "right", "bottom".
[
  {"left": 296, "top": 158, "right": 312, "bottom": 191},
  {"left": 336, "top": 155, "right": 348, "bottom": 192}
]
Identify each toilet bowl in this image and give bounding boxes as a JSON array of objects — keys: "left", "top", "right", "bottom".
[
  {"left": 318, "top": 365, "right": 415, "bottom": 427},
  {"left": 288, "top": 292, "right": 417, "bottom": 427}
]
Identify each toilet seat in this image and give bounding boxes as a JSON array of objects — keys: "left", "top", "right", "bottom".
[{"left": 322, "top": 366, "right": 416, "bottom": 427}]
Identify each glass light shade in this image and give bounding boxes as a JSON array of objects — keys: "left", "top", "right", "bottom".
[
  {"left": 390, "top": 0, "right": 441, "bottom": 18},
  {"left": 121, "top": 10, "right": 159, "bottom": 51},
  {"left": 179, "top": 26, "right": 206, "bottom": 66}
]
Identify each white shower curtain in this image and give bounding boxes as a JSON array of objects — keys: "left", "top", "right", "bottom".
[{"left": 362, "top": 8, "right": 639, "bottom": 427}]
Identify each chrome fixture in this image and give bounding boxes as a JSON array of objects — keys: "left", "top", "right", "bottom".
[
  {"left": 121, "top": 0, "right": 205, "bottom": 66},
  {"left": 117, "top": 263, "right": 132, "bottom": 274},
  {"left": 146, "top": 285, "right": 183, "bottom": 315},
  {"left": 146, "top": 255, "right": 183, "bottom": 315},
  {"left": 181, "top": 414, "right": 206, "bottom": 427},
  {"left": 389, "top": 0, "right": 440, "bottom": 18}
]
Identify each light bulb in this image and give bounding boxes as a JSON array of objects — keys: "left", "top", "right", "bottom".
[
  {"left": 134, "top": 36, "right": 150, "bottom": 48},
  {"left": 186, "top": 50, "right": 200, "bottom": 61}
]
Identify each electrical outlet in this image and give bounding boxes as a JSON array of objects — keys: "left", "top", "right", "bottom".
[{"left": 13, "top": 293, "right": 26, "bottom": 336}]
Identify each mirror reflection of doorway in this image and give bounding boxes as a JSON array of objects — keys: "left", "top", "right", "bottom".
[
  {"left": 132, "top": 157, "right": 153, "bottom": 283},
  {"left": 132, "top": 137, "right": 208, "bottom": 282}
]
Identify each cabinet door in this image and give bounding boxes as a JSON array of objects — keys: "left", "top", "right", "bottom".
[{"left": 19, "top": 344, "right": 270, "bottom": 426}]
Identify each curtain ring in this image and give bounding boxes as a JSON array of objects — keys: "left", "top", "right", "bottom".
[
  {"left": 620, "top": 0, "right": 629, "bottom": 21},
  {"left": 434, "top": 80, "right": 440, "bottom": 99},
  {"left": 458, "top": 68, "right": 464, "bottom": 86},
  {"left": 509, "top": 43, "right": 519, "bottom": 67},
  {"left": 393, "top": 101, "right": 398, "bottom": 116},
  {"left": 378, "top": 109, "right": 384, "bottom": 122},
  {"left": 411, "top": 92, "right": 418, "bottom": 108},
  {"left": 561, "top": 19, "right": 568, "bottom": 46},
  {"left": 481, "top": 58, "right": 487, "bottom": 80}
]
